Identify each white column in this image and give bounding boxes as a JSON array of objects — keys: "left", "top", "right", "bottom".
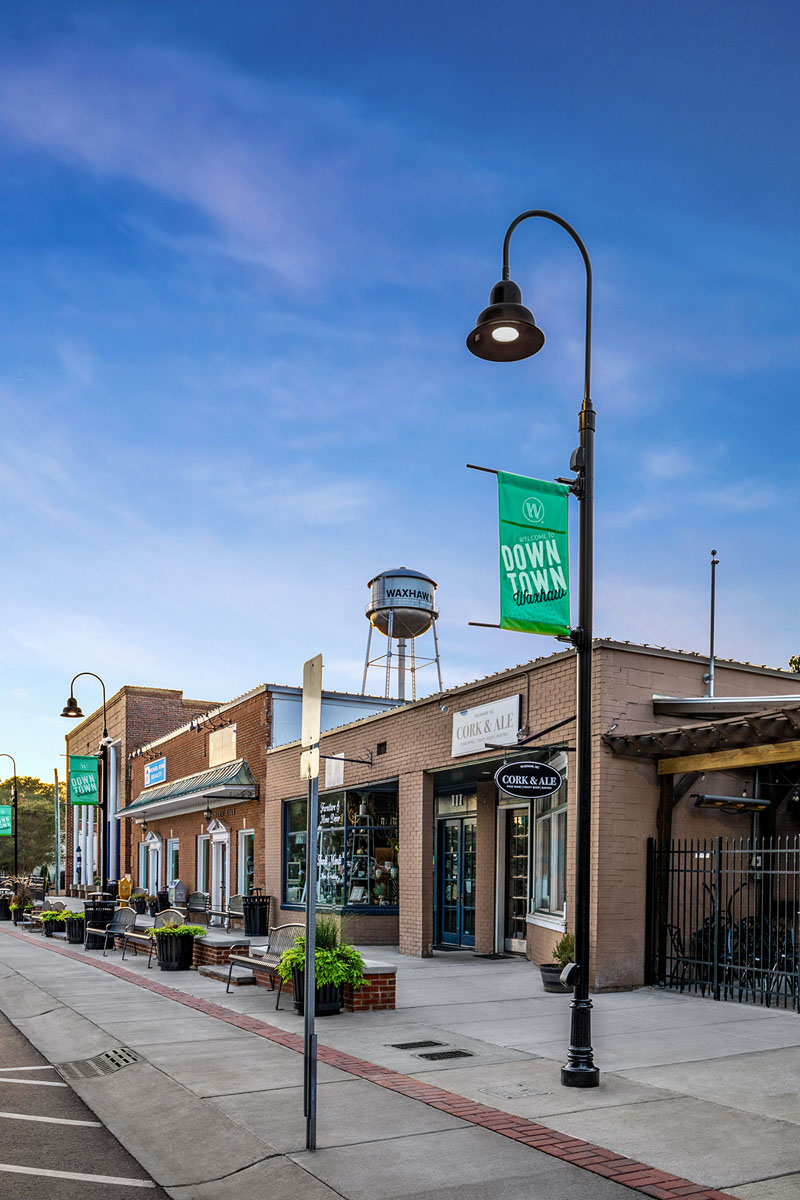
[
  {"left": 86, "top": 808, "right": 95, "bottom": 885},
  {"left": 80, "top": 806, "right": 89, "bottom": 886},
  {"left": 72, "top": 804, "right": 79, "bottom": 886},
  {"left": 107, "top": 743, "right": 119, "bottom": 880}
]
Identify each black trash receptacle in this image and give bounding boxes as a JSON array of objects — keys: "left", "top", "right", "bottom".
[
  {"left": 156, "top": 890, "right": 170, "bottom": 913},
  {"left": 107, "top": 880, "right": 119, "bottom": 901},
  {"left": 242, "top": 894, "right": 270, "bottom": 937},
  {"left": 83, "top": 901, "right": 116, "bottom": 948}
]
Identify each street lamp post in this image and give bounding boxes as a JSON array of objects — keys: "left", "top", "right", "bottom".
[
  {"left": 0, "top": 753, "right": 19, "bottom": 876},
  {"left": 60, "top": 672, "right": 110, "bottom": 895},
  {"left": 467, "top": 210, "right": 599, "bottom": 1088}
]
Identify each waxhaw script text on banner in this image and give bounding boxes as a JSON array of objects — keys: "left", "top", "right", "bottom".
[
  {"left": 69, "top": 755, "right": 99, "bottom": 806},
  {"left": 498, "top": 472, "right": 570, "bottom": 636}
]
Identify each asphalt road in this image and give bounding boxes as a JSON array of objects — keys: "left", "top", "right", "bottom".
[{"left": 0, "top": 1009, "right": 167, "bottom": 1198}]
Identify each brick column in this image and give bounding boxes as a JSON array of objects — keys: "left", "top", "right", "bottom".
[
  {"left": 474, "top": 780, "right": 497, "bottom": 953},
  {"left": 398, "top": 771, "right": 434, "bottom": 957}
]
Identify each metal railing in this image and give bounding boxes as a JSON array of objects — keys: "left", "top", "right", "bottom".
[{"left": 646, "top": 837, "right": 800, "bottom": 1011}]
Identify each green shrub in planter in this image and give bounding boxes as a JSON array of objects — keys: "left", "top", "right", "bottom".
[
  {"left": 148, "top": 923, "right": 206, "bottom": 971},
  {"left": 276, "top": 921, "right": 369, "bottom": 1015},
  {"left": 39, "top": 910, "right": 63, "bottom": 938},
  {"left": 539, "top": 931, "right": 574, "bottom": 993},
  {"left": 60, "top": 911, "right": 86, "bottom": 944}
]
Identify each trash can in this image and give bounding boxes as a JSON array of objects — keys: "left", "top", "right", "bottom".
[
  {"left": 157, "top": 890, "right": 170, "bottom": 913},
  {"left": 83, "top": 901, "right": 116, "bottom": 949},
  {"left": 242, "top": 894, "right": 270, "bottom": 938},
  {"left": 107, "top": 880, "right": 119, "bottom": 901}
]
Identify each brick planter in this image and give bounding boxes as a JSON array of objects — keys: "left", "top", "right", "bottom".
[{"left": 254, "top": 959, "right": 396, "bottom": 1011}]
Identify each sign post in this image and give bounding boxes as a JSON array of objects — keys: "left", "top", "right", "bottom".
[{"left": 301, "top": 654, "right": 323, "bottom": 1152}]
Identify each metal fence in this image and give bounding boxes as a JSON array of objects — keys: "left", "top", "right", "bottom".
[{"left": 646, "top": 837, "right": 800, "bottom": 1011}]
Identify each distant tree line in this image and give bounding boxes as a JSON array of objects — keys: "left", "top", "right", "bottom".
[{"left": 0, "top": 776, "right": 65, "bottom": 876}]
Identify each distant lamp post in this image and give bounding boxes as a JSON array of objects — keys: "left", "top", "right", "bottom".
[
  {"left": 467, "top": 209, "right": 599, "bottom": 1089},
  {"left": 0, "top": 753, "right": 19, "bottom": 876},
  {"left": 60, "top": 672, "right": 110, "bottom": 894}
]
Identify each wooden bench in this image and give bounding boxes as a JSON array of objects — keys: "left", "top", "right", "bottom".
[
  {"left": 225, "top": 923, "right": 304, "bottom": 1007},
  {"left": 121, "top": 908, "right": 185, "bottom": 968}
]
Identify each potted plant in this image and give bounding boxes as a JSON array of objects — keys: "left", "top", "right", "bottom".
[
  {"left": 148, "top": 922, "right": 206, "bottom": 971},
  {"left": 60, "top": 910, "right": 86, "bottom": 944},
  {"left": 539, "top": 931, "right": 574, "bottom": 994},
  {"left": 276, "top": 915, "right": 369, "bottom": 1016},
  {"left": 9, "top": 882, "right": 34, "bottom": 925},
  {"left": 39, "top": 909, "right": 63, "bottom": 938},
  {"left": 146, "top": 894, "right": 159, "bottom": 917},
  {"left": 130, "top": 893, "right": 147, "bottom": 915}
]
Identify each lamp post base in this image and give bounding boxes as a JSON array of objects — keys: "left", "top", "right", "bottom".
[{"left": 561, "top": 1063, "right": 600, "bottom": 1088}]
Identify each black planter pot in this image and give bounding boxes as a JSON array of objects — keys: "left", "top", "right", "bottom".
[
  {"left": 539, "top": 963, "right": 572, "bottom": 994},
  {"left": 291, "top": 968, "right": 343, "bottom": 1016},
  {"left": 64, "top": 918, "right": 85, "bottom": 944},
  {"left": 11, "top": 908, "right": 19, "bottom": 925},
  {"left": 148, "top": 901, "right": 159, "bottom": 918},
  {"left": 0, "top": 895, "right": 11, "bottom": 921},
  {"left": 154, "top": 933, "right": 195, "bottom": 971},
  {"left": 131, "top": 896, "right": 147, "bottom": 915},
  {"left": 42, "top": 919, "right": 58, "bottom": 938}
]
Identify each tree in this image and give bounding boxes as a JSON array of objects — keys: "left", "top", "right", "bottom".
[
  {"left": 0, "top": 776, "right": 65, "bottom": 876},
  {"left": 790, "top": 655, "right": 800, "bottom": 673}
]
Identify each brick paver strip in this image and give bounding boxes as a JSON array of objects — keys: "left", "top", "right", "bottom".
[{"left": 0, "top": 928, "right": 738, "bottom": 1200}]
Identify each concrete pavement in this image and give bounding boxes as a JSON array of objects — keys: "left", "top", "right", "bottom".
[{"left": 0, "top": 927, "right": 798, "bottom": 1199}]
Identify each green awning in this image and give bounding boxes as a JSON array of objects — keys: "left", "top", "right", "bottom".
[{"left": 117, "top": 758, "right": 258, "bottom": 820}]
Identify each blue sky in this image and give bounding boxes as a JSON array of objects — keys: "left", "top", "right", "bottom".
[{"left": 1, "top": 2, "right": 799, "bottom": 778}]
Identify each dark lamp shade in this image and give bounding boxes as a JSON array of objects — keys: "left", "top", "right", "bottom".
[
  {"left": 61, "top": 696, "right": 84, "bottom": 719},
  {"left": 466, "top": 278, "right": 545, "bottom": 362}
]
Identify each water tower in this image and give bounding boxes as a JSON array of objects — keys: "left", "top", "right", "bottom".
[{"left": 362, "top": 567, "right": 443, "bottom": 700}]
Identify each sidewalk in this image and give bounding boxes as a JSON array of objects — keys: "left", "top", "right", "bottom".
[{"left": 0, "top": 927, "right": 797, "bottom": 1199}]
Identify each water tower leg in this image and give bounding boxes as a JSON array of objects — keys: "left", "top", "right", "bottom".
[
  {"left": 432, "top": 618, "right": 443, "bottom": 692},
  {"left": 397, "top": 638, "right": 406, "bottom": 702},
  {"left": 385, "top": 610, "right": 394, "bottom": 699},
  {"left": 410, "top": 637, "right": 416, "bottom": 701},
  {"left": 362, "top": 624, "right": 374, "bottom": 694}
]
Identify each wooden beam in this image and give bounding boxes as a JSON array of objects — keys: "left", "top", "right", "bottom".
[
  {"left": 658, "top": 739, "right": 800, "bottom": 775},
  {"left": 781, "top": 709, "right": 800, "bottom": 734}
]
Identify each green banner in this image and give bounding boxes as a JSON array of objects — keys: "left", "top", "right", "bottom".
[
  {"left": 69, "top": 755, "right": 99, "bottom": 805},
  {"left": 498, "top": 472, "right": 571, "bottom": 636},
  {"left": 0, "top": 805, "right": 11, "bottom": 836}
]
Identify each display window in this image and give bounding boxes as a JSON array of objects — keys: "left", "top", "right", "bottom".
[{"left": 283, "top": 784, "right": 399, "bottom": 910}]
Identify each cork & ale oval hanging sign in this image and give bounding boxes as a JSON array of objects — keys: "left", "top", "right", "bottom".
[{"left": 494, "top": 761, "right": 563, "bottom": 799}]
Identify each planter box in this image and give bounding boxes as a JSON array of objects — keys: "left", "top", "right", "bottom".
[
  {"left": 64, "top": 918, "right": 85, "bottom": 944},
  {"left": 154, "top": 933, "right": 195, "bottom": 971},
  {"left": 291, "top": 968, "right": 343, "bottom": 1016},
  {"left": 42, "top": 919, "right": 59, "bottom": 938},
  {"left": 540, "top": 963, "right": 572, "bottom": 994}
]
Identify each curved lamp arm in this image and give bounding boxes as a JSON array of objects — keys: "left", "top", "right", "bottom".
[
  {"left": 69, "top": 672, "right": 108, "bottom": 738},
  {"left": 501, "top": 210, "right": 592, "bottom": 413},
  {"left": 0, "top": 752, "right": 17, "bottom": 791}
]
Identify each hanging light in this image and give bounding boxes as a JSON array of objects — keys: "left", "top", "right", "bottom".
[
  {"left": 466, "top": 279, "right": 545, "bottom": 362},
  {"left": 60, "top": 695, "right": 84, "bottom": 719},
  {"left": 141, "top": 816, "right": 148, "bottom": 833},
  {"left": 204, "top": 804, "right": 212, "bottom": 822}
]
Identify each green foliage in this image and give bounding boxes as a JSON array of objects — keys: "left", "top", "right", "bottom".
[
  {"left": 148, "top": 924, "right": 207, "bottom": 939},
  {"left": 790, "top": 654, "right": 800, "bottom": 673},
  {"left": 276, "top": 934, "right": 369, "bottom": 989},
  {"left": 59, "top": 910, "right": 85, "bottom": 921},
  {"left": 11, "top": 881, "right": 34, "bottom": 909},
  {"left": 315, "top": 914, "right": 339, "bottom": 950},
  {"left": 39, "top": 910, "right": 63, "bottom": 921},
  {"left": 552, "top": 931, "right": 575, "bottom": 968},
  {"left": 0, "top": 776, "right": 66, "bottom": 875}
]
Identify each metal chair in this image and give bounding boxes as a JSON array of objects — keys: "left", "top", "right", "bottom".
[{"left": 86, "top": 905, "right": 136, "bottom": 956}]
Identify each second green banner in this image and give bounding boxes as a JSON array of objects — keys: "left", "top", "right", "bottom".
[{"left": 498, "top": 471, "right": 571, "bottom": 636}]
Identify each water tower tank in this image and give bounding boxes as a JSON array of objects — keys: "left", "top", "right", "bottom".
[{"left": 366, "top": 567, "right": 438, "bottom": 639}]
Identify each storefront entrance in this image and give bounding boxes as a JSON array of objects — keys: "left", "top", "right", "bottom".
[
  {"left": 503, "top": 807, "right": 529, "bottom": 952},
  {"left": 436, "top": 816, "right": 476, "bottom": 947}
]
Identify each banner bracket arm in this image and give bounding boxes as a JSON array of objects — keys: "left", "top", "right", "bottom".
[{"left": 466, "top": 463, "right": 498, "bottom": 475}]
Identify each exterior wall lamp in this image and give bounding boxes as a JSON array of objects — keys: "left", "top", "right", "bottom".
[{"left": 467, "top": 209, "right": 599, "bottom": 1089}]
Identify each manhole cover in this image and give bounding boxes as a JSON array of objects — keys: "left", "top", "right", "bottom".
[
  {"left": 388, "top": 1040, "right": 444, "bottom": 1050},
  {"left": 57, "top": 1047, "right": 142, "bottom": 1081},
  {"left": 417, "top": 1049, "right": 474, "bottom": 1061}
]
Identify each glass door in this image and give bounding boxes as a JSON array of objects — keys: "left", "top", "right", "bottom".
[
  {"left": 504, "top": 807, "right": 529, "bottom": 952},
  {"left": 437, "top": 817, "right": 477, "bottom": 948}
]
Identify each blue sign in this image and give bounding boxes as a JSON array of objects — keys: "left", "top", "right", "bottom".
[{"left": 144, "top": 757, "right": 167, "bottom": 788}]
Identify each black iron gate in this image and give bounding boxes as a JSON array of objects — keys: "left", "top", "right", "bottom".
[{"left": 646, "top": 837, "right": 800, "bottom": 1010}]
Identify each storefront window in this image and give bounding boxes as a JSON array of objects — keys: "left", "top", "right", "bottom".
[
  {"left": 534, "top": 791, "right": 566, "bottom": 914},
  {"left": 283, "top": 786, "right": 399, "bottom": 909},
  {"left": 238, "top": 831, "right": 255, "bottom": 895},
  {"left": 166, "top": 838, "right": 179, "bottom": 885},
  {"left": 197, "top": 835, "right": 210, "bottom": 893}
]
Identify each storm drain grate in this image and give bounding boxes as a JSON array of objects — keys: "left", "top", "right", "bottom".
[
  {"left": 416, "top": 1049, "right": 475, "bottom": 1061},
  {"left": 56, "top": 1047, "right": 142, "bottom": 1081},
  {"left": 388, "top": 1040, "right": 444, "bottom": 1050}
]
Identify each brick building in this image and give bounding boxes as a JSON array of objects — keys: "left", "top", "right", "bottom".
[
  {"left": 263, "top": 640, "right": 800, "bottom": 988},
  {"left": 64, "top": 686, "right": 218, "bottom": 892},
  {"left": 116, "top": 685, "right": 398, "bottom": 912}
]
